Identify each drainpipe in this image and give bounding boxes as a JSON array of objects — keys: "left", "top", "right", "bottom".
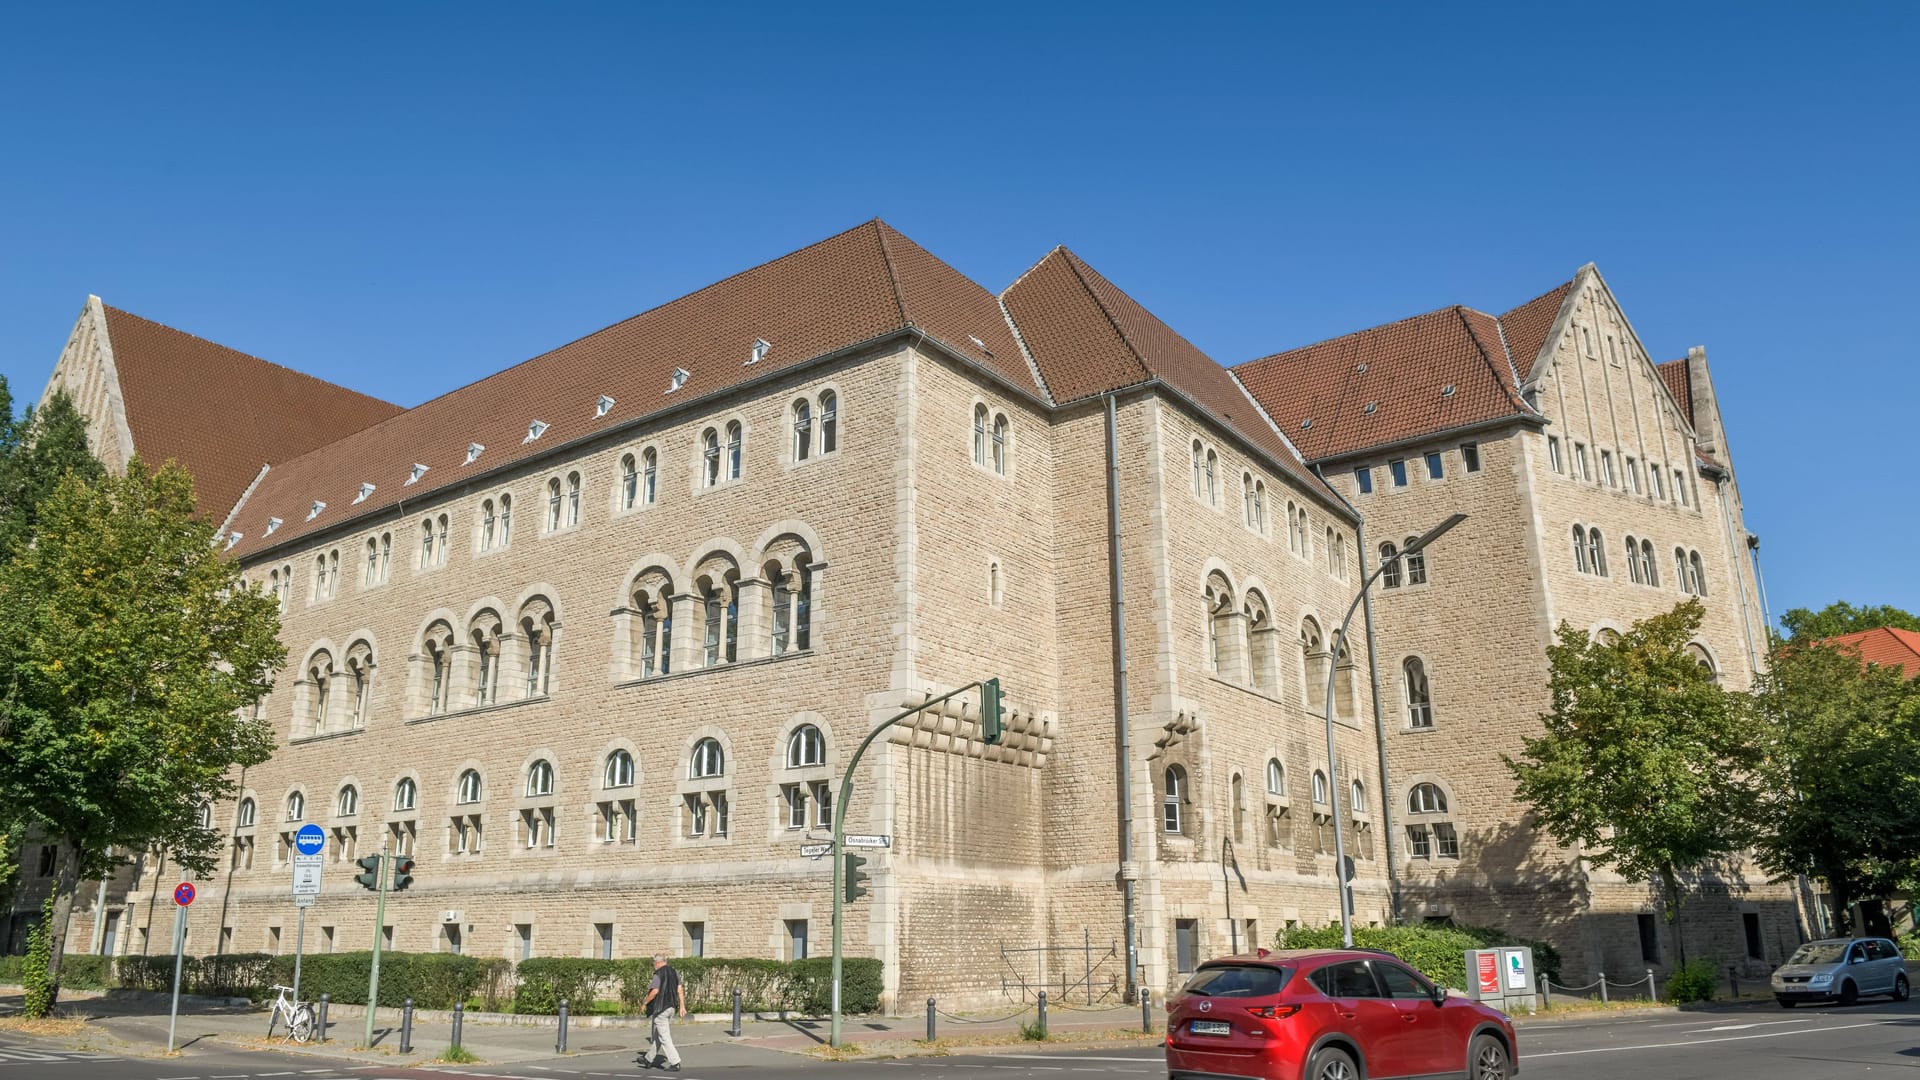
[
  {"left": 1105, "top": 394, "right": 1139, "bottom": 1001},
  {"left": 1315, "top": 466, "right": 1400, "bottom": 923}
]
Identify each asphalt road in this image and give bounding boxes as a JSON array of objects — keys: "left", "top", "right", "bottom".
[{"left": 5, "top": 998, "right": 1918, "bottom": 1079}]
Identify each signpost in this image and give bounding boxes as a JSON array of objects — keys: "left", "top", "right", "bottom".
[
  {"left": 166, "top": 883, "right": 195, "bottom": 1052},
  {"left": 362, "top": 840, "right": 392, "bottom": 1049},
  {"left": 291, "top": 824, "right": 325, "bottom": 1009}
]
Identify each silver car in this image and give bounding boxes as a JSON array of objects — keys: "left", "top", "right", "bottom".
[{"left": 1771, "top": 937, "right": 1910, "bottom": 1007}]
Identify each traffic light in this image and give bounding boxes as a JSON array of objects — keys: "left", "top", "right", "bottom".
[
  {"left": 980, "top": 678, "right": 1005, "bottom": 745},
  {"left": 354, "top": 854, "right": 382, "bottom": 892},
  {"left": 390, "top": 857, "right": 414, "bottom": 893},
  {"left": 843, "top": 852, "right": 870, "bottom": 903}
]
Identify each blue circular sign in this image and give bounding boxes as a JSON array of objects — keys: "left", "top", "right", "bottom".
[{"left": 294, "top": 823, "right": 326, "bottom": 856}]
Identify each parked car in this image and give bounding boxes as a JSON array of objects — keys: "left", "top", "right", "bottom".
[
  {"left": 1165, "top": 948, "right": 1517, "bottom": 1080},
  {"left": 1771, "top": 937, "right": 1910, "bottom": 1007}
]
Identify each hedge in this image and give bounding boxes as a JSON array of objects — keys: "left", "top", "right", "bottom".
[
  {"left": 266, "top": 952, "right": 511, "bottom": 1009},
  {"left": 515, "top": 956, "right": 884, "bottom": 1015},
  {"left": 1275, "top": 923, "right": 1563, "bottom": 988}
]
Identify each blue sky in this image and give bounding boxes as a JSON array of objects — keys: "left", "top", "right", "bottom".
[{"left": 1, "top": 4, "right": 1913, "bottom": 621}]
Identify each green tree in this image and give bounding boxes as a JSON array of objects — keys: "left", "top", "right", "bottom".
[
  {"left": 0, "top": 460, "right": 284, "bottom": 1013},
  {"left": 0, "top": 385, "right": 106, "bottom": 564},
  {"left": 1749, "top": 636, "right": 1920, "bottom": 932},
  {"left": 1505, "top": 600, "right": 1757, "bottom": 964},
  {"left": 1779, "top": 602, "right": 1920, "bottom": 642}
]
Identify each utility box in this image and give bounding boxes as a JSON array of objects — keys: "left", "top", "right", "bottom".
[{"left": 1464, "top": 947, "right": 1535, "bottom": 1013}]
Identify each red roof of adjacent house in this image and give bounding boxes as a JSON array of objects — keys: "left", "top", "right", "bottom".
[
  {"left": 1824, "top": 627, "right": 1920, "bottom": 678},
  {"left": 225, "top": 220, "right": 1036, "bottom": 557},
  {"left": 1233, "top": 304, "right": 1538, "bottom": 462},
  {"left": 1657, "top": 358, "right": 1694, "bottom": 426},
  {"left": 99, "top": 306, "right": 403, "bottom": 517}
]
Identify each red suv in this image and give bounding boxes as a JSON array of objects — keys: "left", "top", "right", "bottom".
[{"left": 1165, "top": 949, "right": 1517, "bottom": 1080}]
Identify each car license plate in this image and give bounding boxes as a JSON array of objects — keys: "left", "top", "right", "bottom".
[{"left": 1190, "top": 1020, "right": 1232, "bottom": 1036}]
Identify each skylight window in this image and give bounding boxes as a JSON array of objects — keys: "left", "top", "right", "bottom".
[
  {"left": 749, "top": 338, "right": 771, "bottom": 365},
  {"left": 264, "top": 517, "right": 283, "bottom": 536},
  {"left": 524, "top": 420, "right": 549, "bottom": 443},
  {"left": 1363, "top": 402, "right": 1378, "bottom": 415},
  {"left": 1441, "top": 384, "right": 1457, "bottom": 398},
  {"left": 465, "top": 442, "right": 485, "bottom": 465},
  {"left": 353, "top": 482, "right": 376, "bottom": 504},
  {"left": 306, "top": 500, "right": 327, "bottom": 521},
  {"left": 668, "top": 368, "right": 690, "bottom": 393},
  {"left": 406, "top": 464, "right": 429, "bottom": 485},
  {"left": 596, "top": 395, "right": 616, "bottom": 418}
]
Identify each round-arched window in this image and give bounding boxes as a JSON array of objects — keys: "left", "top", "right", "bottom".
[
  {"left": 1407, "top": 783, "right": 1448, "bottom": 815},
  {"left": 690, "top": 738, "right": 724, "bottom": 779},
  {"left": 1266, "top": 758, "right": 1285, "bottom": 797},
  {"left": 786, "top": 725, "right": 825, "bottom": 768},
  {"left": 1311, "top": 770, "right": 1328, "bottom": 805},
  {"left": 236, "top": 798, "right": 257, "bottom": 828},
  {"left": 286, "top": 791, "right": 306, "bottom": 821},
  {"left": 456, "top": 769, "right": 482, "bottom": 805},
  {"left": 393, "top": 777, "right": 417, "bottom": 812},
  {"left": 526, "top": 759, "right": 555, "bottom": 797},
  {"left": 337, "top": 785, "right": 359, "bottom": 817},
  {"left": 604, "top": 749, "right": 635, "bottom": 789}
]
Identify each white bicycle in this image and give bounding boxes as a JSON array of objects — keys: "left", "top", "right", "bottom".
[{"left": 265, "top": 984, "right": 316, "bottom": 1043}]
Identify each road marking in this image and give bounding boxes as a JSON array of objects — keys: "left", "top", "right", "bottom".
[
  {"left": 1690, "top": 1018, "right": 1812, "bottom": 1032},
  {"left": 1529, "top": 1018, "right": 1898, "bottom": 1057},
  {"left": 993, "top": 1055, "right": 1160, "bottom": 1063}
]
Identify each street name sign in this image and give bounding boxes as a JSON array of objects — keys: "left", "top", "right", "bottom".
[
  {"left": 843, "top": 834, "right": 891, "bottom": 849},
  {"left": 799, "top": 842, "right": 834, "bottom": 858}
]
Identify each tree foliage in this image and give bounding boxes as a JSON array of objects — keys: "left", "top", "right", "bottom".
[
  {"left": 1749, "top": 635, "right": 1920, "bottom": 931},
  {"left": 1505, "top": 600, "right": 1756, "bottom": 963},
  {"left": 0, "top": 458, "right": 284, "bottom": 1012},
  {"left": 1779, "top": 601, "right": 1920, "bottom": 642},
  {"left": 0, "top": 387, "right": 105, "bottom": 566}
]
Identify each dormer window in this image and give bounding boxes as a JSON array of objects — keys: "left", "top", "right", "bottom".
[
  {"left": 464, "top": 443, "right": 485, "bottom": 465},
  {"left": 749, "top": 338, "right": 771, "bottom": 365},
  {"left": 668, "top": 368, "right": 690, "bottom": 394},
  {"left": 406, "top": 463, "right": 429, "bottom": 485},
  {"left": 353, "top": 482, "right": 376, "bottom": 504},
  {"left": 524, "top": 420, "right": 548, "bottom": 443},
  {"left": 224, "top": 532, "right": 243, "bottom": 551},
  {"left": 306, "top": 501, "right": 327, "bottom": 522},
  {"left": 264, "top": 517, "right": 283, "bottom": 536},
  {"left": 596, "top": 395, "right": 615, "bottom": 417}
]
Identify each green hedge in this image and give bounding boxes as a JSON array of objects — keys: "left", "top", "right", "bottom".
[
  {"left": 514, "top": 956, "right": 884, "bottom": 1016},
  {"left": 1664, "top": 957, "right": 1717, "bottom": 1003},
  {"left": 267, "top": 952, "right": 510, "bottom": 1009},
  {"left": 1275, "top": 923, "right": 1563, "bottom": 988}
]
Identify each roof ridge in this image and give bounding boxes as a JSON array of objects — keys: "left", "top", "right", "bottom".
[
  {"left": 1056, "top": 248, "right": 1153, "bottom": 385},
  {"left": 100, "top": 304, "right": 399, "bottom": 411},
  {"left": 1237, "top": 302, "right": 1466, "bottom": 368},
  {"left": 998, "top": 296, "right": 1055, "bottom": 406},
  {"left": 1453, "top": 307, "right": 1529, "bottom": 414},
  {"left": 873, "top": 221, "right": 912, "bottom": 328},
  {"left": 1498, "top": 275, "right": 1578, "bottom": 320}
]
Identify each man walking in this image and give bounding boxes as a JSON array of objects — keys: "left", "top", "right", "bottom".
[{"left": 642, "top": 953, "right": 685, "bottom": 1070}]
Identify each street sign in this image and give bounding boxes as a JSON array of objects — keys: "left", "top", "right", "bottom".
[
  {"left": 800, "top": 842, "right": 834, "bottom": 858},
  {"left": 293, "top": 894, "right": 316, "bottom": 908},
  {"left": 843, "top": 834, "right": 891, "bottom": 849},
  {"left": 293, "top": 859, "right": 322, "bottom": 898},
  {"left": 294, "top": 823, "right": 326, "bottom": 857},
  {"left": 173, "top": 882, "right": 196, "bottom": 906}
]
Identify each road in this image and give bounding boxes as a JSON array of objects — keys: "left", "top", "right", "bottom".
[{"left": 3, "top": 998, "right": 1915, "bottom": 1079}]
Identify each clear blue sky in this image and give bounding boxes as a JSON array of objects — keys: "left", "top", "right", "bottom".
[{"left": 2, "top": 4, "right": 1913, "bottom": 622}]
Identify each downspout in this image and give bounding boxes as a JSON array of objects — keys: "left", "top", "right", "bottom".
[
  {"left": 1713, "top": 476, "right": 1760, "bottom": 677},
  {"left": 1315, "top": 466, "right": 1400, "bottom": 922},
  {"left": 1105, "top": 394, "right": 1139, "bottom": 1001}
]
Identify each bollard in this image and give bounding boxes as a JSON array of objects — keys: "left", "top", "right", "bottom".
[
  {"left": 557, "top": 1000, "right": 570, "bottom": 1054},
  {"left": 927, "top": 998, "right": 936, "bottom": 1042},
  {"left": 1647, "top": 968, "right": 1657, "bottom": 1002},
  {"left": 1599, "top": 972, "right": 1608, "bottom": 1005},
  {"left": 730, "top": 987, "right": 743, "bottom": 1038},
  {"left": 451, "top": 1001, "right": 465, "bottom": 1051},
  {"left": 1542, "top": 976, "right": 1552, "bottom": 1008},
  {"left": 316, "top": 994, "right": 330, "bottom": 1043},
  {"left": 1141, "top": 989, "right": 1152, "bottom": 1034},
  {"left": 1729, "top": 966, "right": 1740, "bottom": 999},
  {"left": 399, "top": 998, "right": 414, "bottom": 1055},
  {"left": 1037, "top": 991, "right": 1048, "bottom": 1039}
]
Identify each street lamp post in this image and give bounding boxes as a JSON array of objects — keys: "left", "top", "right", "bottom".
[{"left": 1320, "top": 513, "right": 1465, "bottom": 947}]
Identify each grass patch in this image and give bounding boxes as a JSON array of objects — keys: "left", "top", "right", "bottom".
[
  {"left": 1018, "top": 1018, "right": 1050, "bottom": 1041},
  {"left": 0, "top": 1016, "right": 88, "bottom": 1038},
  {"left": 805, "top": 1041, "right": 870, "bottom": 1061},
  {"left": 436, "top": 1043, "right": 482, "bottom": 1064}
]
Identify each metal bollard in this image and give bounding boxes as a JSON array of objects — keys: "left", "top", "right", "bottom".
[
  {"left": 451, "top": 1001, "right": 465, "bottom": 1051},
  {"left": 730, "top": 987, "right": 742, "bottom": 1038},
  {"left": 1542, "top": 976, "right": 1552, "bottom": 1008},
  {"left": 316, "top": 993, "right": 330, "bottom": 1043},
  {"left": 1141, "top": 989, "right": 1152, "bottom": 1033},
  {"left": 927, "top": 998, "right": 936, "bottom": 1042},
  {"left": 1599, "top": 972, "right": 1608, "bottom": 1005},
  {"left": 1647, "top": 968, "right": 1657, "bottom": 1001},
  {"left": 1037, "top": 991, "right": 1048, "bottom": 1039},
  {"left": 1729, "top": 966, "right": 1740, "bottom": 999},
  {"left": 557, "top": 1000, "right": 570, "bottom": 1053},
  {"left": 399, "top": 998, "right": 414, "bottom": 1055}
]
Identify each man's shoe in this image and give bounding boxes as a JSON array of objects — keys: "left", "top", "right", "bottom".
[{"left": 668, "top": 1065, "right": 681, "bottom": 1072}]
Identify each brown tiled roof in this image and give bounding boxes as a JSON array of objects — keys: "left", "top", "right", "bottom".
[
  {"left": 1498, "top": 279, "right": 1575, "bottom": 382},
  {"left": 1234, "top": 306, "right": 1533, "bottom": 462},
  {"left": 226, "top": 220, "right": 1032, "bottom": 558},
  {"left": 99, "top": 306, "right": 403, "bottom": 517},
  {"left": 1824, "top": 627, "right": 1920, "bottom": 679},
  {"left": 1000, "top": 248, "right": 1337, "bottom": 504},
  {"left": 1657, "top": 358, "right": 1694, "bottom": 426}
]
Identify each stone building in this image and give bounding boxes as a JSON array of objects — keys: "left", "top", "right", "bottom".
[{"left": 13, "top": 222, "right": 1783, "bottom": 1002}]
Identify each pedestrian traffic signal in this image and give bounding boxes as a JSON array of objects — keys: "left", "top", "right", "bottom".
[
  {"left": 844, "top": 852, "right": 870, "bottom": 903},
  {"left": 980, "top": 678, "right": 1005, "bottom": 745},
  {"left": 354, "top": 854, "right": 382, "bottom": 892},
  {"left": 390, "top": 857, "right": 414, "bottom": 893}
]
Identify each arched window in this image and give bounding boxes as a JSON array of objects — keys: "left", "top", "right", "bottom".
[
  {"left": 420, "top": 516, "right": 437, "bottom": 568},
  {"left": 286, "top": 791, "right": 306, "bottom": 821},
  {"left": 364, "top": 537, "right": 380, "bottom": 585},
  {"left": 1242, "top": 473, "right": 1256, "bottom": 527},
  {"left": 1403, "top": 535, "right": 1426, "bottom": 585},
  {"left": 1351, "top": 779, "right": 1366, "bottom": 813},
  {"left": 1245, "top": 593, "right": 1274, "bottom": 692},
  {"left": 393, "top": 778, "right": 417, "bottom": 812},
  {"left": 378, "top": 532, "right": 392, "bottom": 580},
  {"left": 237, "top": 798, "right": 257, "bottom": 828},
  {"left": 818, "top": 391, "right": 837, "bottom": 453},
  {"left": 1403, "top": 657, "right": 1433, "bottom": 728},
  {"left": 307, "top": 651, "right": 334, "bottom": 733},
  {"left": 620, "top": 455, "right": 638, "bottom": 510},
  {"left": 1572, "top": 526, "right": 1589, "bottom": 573},
  {"left": 1641, "top": 539, "right": 1658, "bottom": 586},
  {"left": 1252, "top": 479, "right": 1267, "bottom": 533},
  {"left": 1689, "top": 643, "right": 1718, "bottom": 683},
  {"left": 1588, "top": 527, "right": 1608, "bottom": 577},
  {"left": 565, "top": 471, "right": 582, "bottom": 526},
  {"left": 481, "top": 499, "right": 497, "bottom": 550},
  {"left": 1288, "top": 502, "right": 1305, "bottom": 555},
  {"left": 640, "top": 450, "right": 657, "bottom": 506},
  {"left": 469, "top": 613, "right": 501, "bottom": 707},
  {"left": 1301, "top": 618, "right": 1329, "bottom": 712},
  {"left": 1266, "top": 758, "right": 1285, "bottom": 797},
  {"left": 725, "top": 421, "right": 743, "bottom": 481},
  {"left": 1231, "top": 773, "right": 1247, "bottom": 843},
  {"left": 786, "top": 725, "right": 826, "bottom": 768},
  {"left": 197, "top": 801, "right": 213, "bottom": 829},
  {"left": 1675, "top": 547, "right": 1691, "bottom": 593},
  {"left": 634, "top": 575, "right": 673, "bottom": 678},
  {"left": 526, "top": 759, "right": 555, "bottom": 797},
  {"left": 1408, "top": 783, "right": 1448, "bottom": 814},
  {"left": 703, "top": 428, "right": 722, "bottom": 487},
  {"left": 1203, "top": 448, "right": 1218, "bottom": 504},
  {"left": 792, "top": 400, "right": 813, "bottom": 461},
  {"left": 426, "top": 632, "right": 451, "bottom": 716},
  {"left": 337, "top": 785, "right": 359, "bottom": 817},
  {"left": 1310, "top": 770, "right": 1328, "bottom": 805},
  {"left": 1205, "top": 575, "right": 1233, "bottom": 675},
  {"left": 521, "top": 601, "right": 555, "bottom": 698},
  {"left": 992, "top": 414, "right": 1008, "bottom": 475},
  {"left": 1624, "top": 534, "right": 1642, "bottom": 583},
  {"left": 1690, "top": 551, "right": 1708, "bottom": 596},
  {"left": 456, "top": 769, "right": 482, "bottom": 805},
  {"left": 1325, "top": 528, "right": 1337, "bottom": 574},
  {"left": 1380, "top": 542, "right": 1401, "bottom": 588},
  {"left": 690, "top": 738, "right": 724, "bottom": 779},
  {"left": 346, "top": 644, "right": 373, "bottom": 728},
  {"left": 434, "top": 515, "right": 448, "bottom": 565},
  {"left": 1332, "top": 533, "right": 1348, "bottom": 579},
  {"left": 973, "top": 404, "right": 989, "bottom": 466},
  {"left": 1162, "top": 765, "right": 1186, "bottom": 834},
  {"left": 988, "top": 560, "right": 1003, "bottom": 608},
  {"left": 604, "top": 750, "right": 635, "bottom": 789},
  {"left": 547, "top": 478, "right": 563, "bottom": 531},
  {"left": 1191, "top": 441, "right": 1206, "bottom": 499},
  {"left": 700, "top": 570, "right": 739, "bottom": 667}
]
